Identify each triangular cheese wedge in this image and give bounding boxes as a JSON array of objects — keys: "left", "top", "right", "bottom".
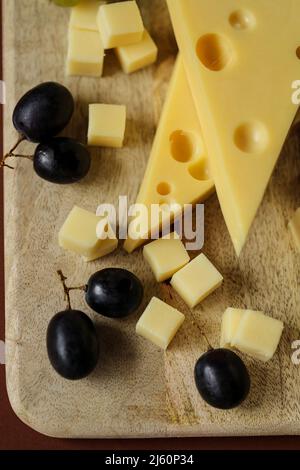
[
  {"left": 167, "top": 0, "right": 300, "bottom": 255},
  {"left": 124, "top": 56, "right": 214, "bottom": 253}
]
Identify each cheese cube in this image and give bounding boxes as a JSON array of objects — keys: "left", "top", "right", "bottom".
[
  {"left": 59, "top": 206, "right": 118, "bottom": 262},
  {"left": 220, "top": 308, "right": 244, "bottom": 348},
  {"left": 115, "top": 30, "right": 158, "bottom": 74},
  {"left": 67, "top": 28, "right": 104, "bottom": 77},
  {"left": 143, "top": 233, "right": 190, "bottom": 282},
  {"left": 136, "top": 297, "right": 185, "bottom": 350},
  {"left": 170, "top": 254, "right": 223, "bottom": 308},
  {"left": 288, "top": 208, "right": 300, "bottom": 253},
  {"left": 88, "top": 103, "right": 126, "bottom": 148},
  {"left": 97, "top": 1, "right": 144, "bottom": 49},
  {"left": 231, "top": 310, "right": 284, "bottom": 362},
  {"left": 70, "top": 1, "right": 104, "bottom": 32}
]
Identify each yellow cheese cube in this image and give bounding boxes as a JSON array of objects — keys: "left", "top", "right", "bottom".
[
  {"left": 70, "top": 1, "right": 104, "bottom": 32},
  {"left": 97, "top": 1, "right": 144, "bottom": 49},
  {"left": 67, "top": 28, "right": 104, "bottom": 77},
  {"left": 288, "top": 208, "right": 300, "bottom": 253},
  {"left": 88, "top": 103, "right": 126, "bottom": 148},
  {"left": 220, "top": 308, "right": 244, "bottom": 348},
  {"left": 231, "top": 310, "right": 284, "bottom": 362},
  {"left": 59, "top": 206, "right": 118, "bottom": 262},
  {"left": 115, "top": 30, "right": 158, "bottom": 74},
  {"left": 136, "top": 297, "right": 185, "bottom": 350},
  {"left": 143, "top": 233, "right": 190, "bottom": 282},
  {"left": 170, "top": 254, "right": 223, "bottom": 308}
]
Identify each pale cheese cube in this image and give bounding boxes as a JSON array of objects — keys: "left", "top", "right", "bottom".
[
  {"left": 220, "top": 308, "right": 244, "bottom": 348},
  {"left": 67, "top": 28, "right": 104, "bottom": 77},
  {"left": 143, "top": 233, "right": 190, "bottom": 282},
  {"left": 231, "top": 310, "right": 284, "bottom": 362},
  {"left": 70, "top": 1, "right": 104, "bottom": 32},
  {"left": 59, "top": 206, "right": 118, "bottom": 262},
  {"left": 288, "top": 207, "right": 300, "bottom": 253},
  {"left": 136, "top": 297, "right": 185, "bottom": 350},
  {"left": 115, "top": 30, "right": 158, "bottom": 73},
  {"left": 170, "top": 254, "right": 223, "bottom": 308},
  {"left": 88, "top": 103, "right": 126, "bottom": 148},
  {"left": 97, "top": 1, "right": 144, "bottom": 49}
]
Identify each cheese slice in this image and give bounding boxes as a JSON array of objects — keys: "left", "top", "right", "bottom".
[
  {"left": 123, "top": 56, "right": 214, "bottom": 253},
  {"left": 167, "top": 0, "right": 300, "bottom": 255}
]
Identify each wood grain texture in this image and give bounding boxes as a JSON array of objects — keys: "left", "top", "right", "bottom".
[{"left": 3, "top": 0, "right": 300, "bottom": 438}]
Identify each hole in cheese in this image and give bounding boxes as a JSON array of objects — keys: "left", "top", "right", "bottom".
[
  {"left": 234, "top": 122, "right": 269, "bottom": 154},
  {"left": 170, "top": 130, "right": 195, "bottom": 162},
  {"left": 157, "top": 182, "right": 171, "bottom": 196},
  {"left": 229, "top": 10, "right": 256, "bottom": 30},
  {"left": 196, "top": 33, "right": 233, "bottom": 71},
  {"left": 188, "top": 159, "right": 211, "bottom": 181}
]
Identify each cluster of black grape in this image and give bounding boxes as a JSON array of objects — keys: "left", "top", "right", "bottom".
[
  {"left": 48, "top": 268, "right": 144, "bottom": 380},
  {"left": 2, "top": 82, "right": 91, "bottom": 184}
]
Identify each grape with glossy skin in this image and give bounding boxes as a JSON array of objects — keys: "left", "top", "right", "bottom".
[
  {"left": 47, "top": 310, "right": 99, "bottom": 380},
  {"left": 13, "top": 82, "right": 74, "bottom": 143},
  {"left": 33, "top": 137, "right": 91, "bottom": 184},
  {"left": 194, "top": 349, "right": 251, "bottom": 409},
  {"left": 85, "top": 268, "right": 144, "bottom": 318}
]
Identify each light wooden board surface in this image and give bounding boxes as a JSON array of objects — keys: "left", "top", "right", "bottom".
[{"left": 3, "top": 0, "right": 300, "bottom": 438}]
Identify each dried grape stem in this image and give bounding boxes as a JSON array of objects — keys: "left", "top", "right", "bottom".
[
  {"left": 57, "top": 270, "right": 86, "bottom": 310},
  {"left": 1, "top": 135, "right": 27, "bottom": 169},
  {"left": 8, "top": 135, "right": 26, "bottom": 153}
]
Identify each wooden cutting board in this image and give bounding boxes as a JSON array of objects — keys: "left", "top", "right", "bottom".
[{"left": 3, "top": 0, "right": 300, "bottom": 438}]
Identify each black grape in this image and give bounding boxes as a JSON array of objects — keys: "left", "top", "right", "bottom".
[
  {"left": 33, "top": 137, "right": 91, "bottom": 184},
  {"left": 47, "top": 310, "right": 99, "bottom": 380},
  {"left": 85, "top": 268, "right": 144, "bottom": 318},
  {"left": 13, "top": 82, "right": 74, "bottom": 143},
  {"left": 194, "top": 349, "right": 251, "bottom": 409}
]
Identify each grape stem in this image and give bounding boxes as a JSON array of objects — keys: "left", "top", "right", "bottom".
[
  {"left": 57, "top": 270, "right": 87, "bottom": 310},
  {"left": 1, "top": 135, "right": 33, "bottom": 170},
  {"left": 161, "top": 283, "right": 214, "bottom": 351}
]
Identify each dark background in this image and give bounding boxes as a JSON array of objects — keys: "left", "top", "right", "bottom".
[{"left": 0, "top": 0, "right": 299, "bottom": 451}]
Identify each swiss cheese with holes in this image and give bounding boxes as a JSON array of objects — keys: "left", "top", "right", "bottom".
[
  {"left": 124, "top": 56, "right": 214, "bottom": 253},
  {"left": 167, "top": 0, "right": 300, "bottom": 256}
]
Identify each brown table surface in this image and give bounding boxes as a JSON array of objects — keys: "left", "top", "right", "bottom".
[{"left": 1, "top": 1, "right": 300, "bottom": 451}]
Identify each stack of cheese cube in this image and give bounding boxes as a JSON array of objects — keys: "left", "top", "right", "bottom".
[{"left": 67, "top": 0, "right": 158, "bottom": 77}]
